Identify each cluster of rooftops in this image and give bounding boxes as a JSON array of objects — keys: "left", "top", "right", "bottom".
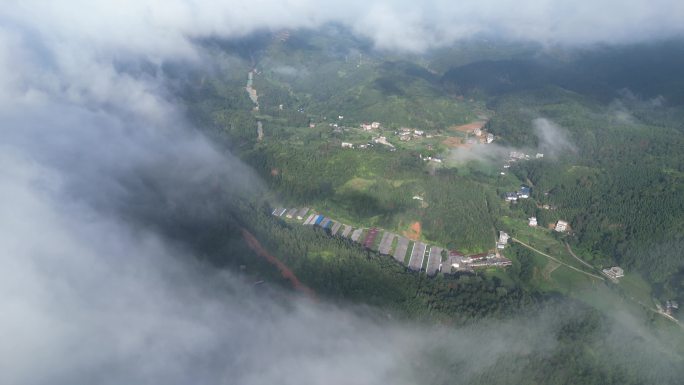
[
  {"left": 271, "top": 207, "right": 512, "bottom": 276},
  {"left": 504, "top": 185, "right": 531, "bottom": 201}
]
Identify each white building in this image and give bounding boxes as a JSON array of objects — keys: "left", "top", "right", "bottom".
[
  {"left": 361, "top": 123, "right": 372, "bottom": 130},
  {"left": 602, "top": 266, "right": 624, "bottom": 281},
  {"left": 529, "top": 217, "right": 538, "bottom": 227},
  {"left": 371, "top": 121, "right": 381, "bottom": 129},
  {"left": 486, "top": 133, "right": 494, "bottom": 143},
  {"left": 341, "top": 142, "right": 354, "bottom": 148},
  {"left": 555, "top": 220, "right": 569, "bottom": 232},
  {"left": 536, "top": 153, "right": 544, "bottom": 158},
  {"left": 413, "top": 129, "right": 424, "bottom": 136},
  {"left": 497, "top": 231, "right": 510, "bottom": 249},
  {"left": 505, "top": 192, "right": 518, "bottom": 201},
  {"left": 498, "top": 231, "right": 509, "bottom": 244}
]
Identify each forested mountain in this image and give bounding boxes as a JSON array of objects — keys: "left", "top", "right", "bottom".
[{"left": 162, "top": 27, "right": 684, "bottom": 384}]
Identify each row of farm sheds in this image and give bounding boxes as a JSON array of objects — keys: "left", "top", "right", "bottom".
[{"left": 271, "top": 207, "right": 510, "bottom": 276}]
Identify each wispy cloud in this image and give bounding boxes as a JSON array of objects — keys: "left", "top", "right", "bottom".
[
  {"left": 533, "top": 118, "right": 577, "bottom": 158},
  {"left": 447, "top": 118, "right": 576, "bottom": 163},
  {"left": 1, "top": 2, "right": 683, "bottom": 384}
]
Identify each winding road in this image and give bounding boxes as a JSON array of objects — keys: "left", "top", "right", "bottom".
[{"left": 511, "top": 237, "right": 604, "bottom": 280}]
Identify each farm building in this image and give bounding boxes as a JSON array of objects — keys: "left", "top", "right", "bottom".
[
  {"left": 408, "top": 242, "right": 427, "bottom": 271},
  {"left": 505, "top": 192, "right": 518, "bottom": 201},
  {"left": 320, "top": 218, "right": 331, "bottom": 228},
  {"left": 602, "top": 266, "right": 624, "bottom": 281},
  {"left": 350, "top": 228, "right": 363, "bottom": 242},
  {"left": 363, "top": 228, "right": 380, "bottom": 249},
  {"left": 296, "top": 207, "right": 309, "bottom": 220},
  {"left": 393, "top": 236, "right": 410, "bottom": 263},
  {"left": 303, "top": 213, "right": 316, "bottom": 225},
  {"left": 426, "top": 246, "right": 443, "bottom": 276},
  {"left": 471, "top": 256, "right": 512, "bottom": 268},
  {"left": 497, "top": 231, "right": 509, "bottom": 249},
  {"left": 555, "top": 220, "right": 569, "bottom": 232},
  {"left": 378, "top": 232, "right": 396, "bottom": 255},
  {"left": 518, "top": 186, "right": 531, "bottom": 199}
]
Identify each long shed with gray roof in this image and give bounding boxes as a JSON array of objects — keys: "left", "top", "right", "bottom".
[
  {"left": 408, "top": 242, "right": 427, "bottom": 271},
  {"left": 426, "top": 246, "right": 443, "bottom": 276},
  {"left": 350, "top": 228, "right": 363, "bottom": 242},
  {"left": 330, "top": 221, "right": 342, "bottom": 235},
  {"left": 296, "top": 207, "right": 309, "bottom": 219},
  {"left": 378, "top": 232, "right": 396, "bottom": 255},
  {"left": 393, "top": 236, "right": 409, "bottom": 263},
  {"left": 303, "top": 214, "right": 316, "bottom": 225}
]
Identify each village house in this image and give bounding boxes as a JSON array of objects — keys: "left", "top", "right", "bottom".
[
  {"left": 473, "top": 127, "right": 482, "bottom": 136},
  {"left": 361, "top": 123, "right": 372, "bottom": 130},
  {"left": 413, "top": 129, "right": 424, "bottom": 136},
  {"left": 371, "top": 121, "right": 381, "bottom": 129},
  {"left": 373, "top": 136, "right": 394, "bottom": 147},
  {"left": 486, "top": 133, "right": 494, "bottom": 143},
  {"left": 341, "top": 142, "right": 354, "bottom": 148},
  {"left": 536, "top": 153, "right": 544, "bottom": 158},
  {"left": 497, "top": 231, "right": 510, "bottom": 249},
  {"left": 664, "top": 301, "right": 679, "bottom": 315},
  {"left": 505, "top": 192, "right": 518, "bottom": 202},
  {"left": 518, "top": 186, "right": 531, "bottom": 199},
  {"left": 509, "top": 151, "right": 527, "bottom": 160},
  {"left": 555, "top": 220, "right": 569, "bottom": 232},
  {"left": 602, "top": 266, "right": 624, "bottom": 281},
  {"left": 529, "top": 217, "right": 538, "bottom": 227}
]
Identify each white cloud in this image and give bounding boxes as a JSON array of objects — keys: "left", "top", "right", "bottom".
[{"left": 1, "top": 2, "right": 683, "bottom": 384}]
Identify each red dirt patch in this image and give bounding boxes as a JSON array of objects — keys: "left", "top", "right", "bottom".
[
  {"left": 449, "top": 121, "right": 487, "bottom": 133},
  {"left": 403, "top": 221, "right": 422, "bottom": 241},
  {"left": 241, "top": 228, "right": 316, "bottom": 298}
]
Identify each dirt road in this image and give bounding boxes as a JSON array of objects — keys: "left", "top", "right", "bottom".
[
  {"left": 511, "top": 237, "right": 604, "bottom": 280},
  {"left": 241, "top": 228, "right": 316, "bottom": 298}
]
